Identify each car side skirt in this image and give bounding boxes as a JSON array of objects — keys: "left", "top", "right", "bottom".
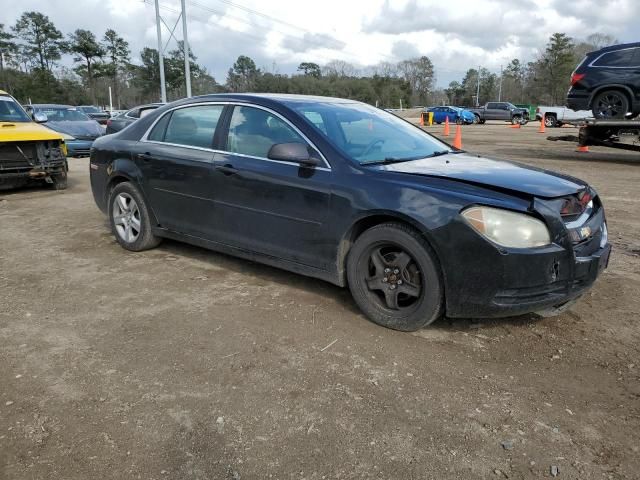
[{"left": 152, "top": 227, "right": 341, "bottom": 287}]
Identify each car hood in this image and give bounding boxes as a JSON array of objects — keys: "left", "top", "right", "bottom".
[
  {"left": 369, "top": 153, "right": 587, "bottom": 198},
  {"left": 0, "top": 121, "right": 65, "bottom": 142},
  {"left": 45, "top": 121, "right": 104, "bottom": 138}
]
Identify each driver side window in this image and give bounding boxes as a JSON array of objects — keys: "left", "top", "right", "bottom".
[{"left": 226, "top": 106, "right": 307, "bottom": 159}]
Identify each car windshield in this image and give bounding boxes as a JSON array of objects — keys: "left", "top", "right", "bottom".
[
  {"left": 289, "top": 101, "right": 452, "bottom": 164},
  {"left": 0, "top": 96, "right": 32, "bottom": 123},
  {"left": 36, "top": 107, "right": 90, "bottom": 122},
  {"left": 80, "top": 106, "right": 101, "bottom": 113},
  {"left": 505, "top": 103, "right": 518, "bottom": 109}
]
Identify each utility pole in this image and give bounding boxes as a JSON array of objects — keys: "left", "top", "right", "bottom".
[
  {"left": 181, "top": 0, "right": 192, "bottom": 97},
  {"left": 154, "top": 0, "right": 167, "bottom": 103},
  {"left": 498, "top": 64, "right": 503, "bottom": 102},
  {"left": 475, "top": 65, "right": 481, "bottom": 107}
]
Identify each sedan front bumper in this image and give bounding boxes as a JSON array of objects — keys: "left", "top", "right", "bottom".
[{"left": 438, "top": 213, "right": 610, "bottom": 319}]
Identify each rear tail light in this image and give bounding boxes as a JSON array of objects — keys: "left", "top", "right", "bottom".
[{"left": 570, "top": 73, "right": 585, "bottom": 86}]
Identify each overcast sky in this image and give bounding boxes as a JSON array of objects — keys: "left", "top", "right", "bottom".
[{"left": 2, "top": 0, "right": 638, "bottom": 87}]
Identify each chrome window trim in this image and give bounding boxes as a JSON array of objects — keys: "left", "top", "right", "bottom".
[
  {"left": 140, "top": 101, "right": 332, "bottom": 170},
  {"left": 588, "top": 47, "right": 640, "bottom": 69}
]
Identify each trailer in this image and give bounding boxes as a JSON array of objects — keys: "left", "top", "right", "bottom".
[{"left": 548, "top": 119, "right": 640, "bottom": 152}]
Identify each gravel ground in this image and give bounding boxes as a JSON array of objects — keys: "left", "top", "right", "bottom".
[{"left": 1, "top": 122, "right": 639, "bottom": 479}]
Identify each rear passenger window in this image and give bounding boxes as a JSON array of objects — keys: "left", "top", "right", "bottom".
[
  {"left": 593, "top": 49, "right": 637, "bottom": 67},
  {"left": 148, "top": 112, "right": 171, "bottom": 141},
  {"left": 487, "top": 103, "right": 497, "bottom": 109},
  {"left": 162, "top": 105, "right": 223, "bottom": 149},
  {"left": 226, "top": 106, "right": 307, "bottom": 158}
]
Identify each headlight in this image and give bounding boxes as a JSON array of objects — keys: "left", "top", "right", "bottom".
[{"left": 462, "top": 206, "right": 551, "bottom": 248}]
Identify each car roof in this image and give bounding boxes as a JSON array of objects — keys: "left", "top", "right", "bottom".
[
  {"left": 28, "top": 104, "right": 74, "bottom": 108},
  {"left": 189, "top": 93, "right": 358, "bottom": 105},
  {"left": 589, "top": 41, "right": 640, "bottom": 56}
]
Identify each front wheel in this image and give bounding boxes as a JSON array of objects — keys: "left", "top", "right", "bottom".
[
  {"left": 108, "top": 182, "right": 161, "bottom": 251},
  {"left": 455, "top": 116, "right": 463, "bottom": 125},
  {"left": 511, "top": 115, "right": 522, "bottom": 125},
  {"left": 49, "top": 171, "right": 68, "bottom": 190},
  {"left": 347, "top": 223, "right": 443, "bottom": 331}
]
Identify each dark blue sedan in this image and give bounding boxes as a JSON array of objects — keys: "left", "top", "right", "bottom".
[
  {"left": 25, "top": 104, "right": 104, "bottom": 157},
  {"left": 89, "top": 94, "right": 610, "bottom": 331}
]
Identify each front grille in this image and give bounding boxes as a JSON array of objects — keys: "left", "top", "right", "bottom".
[
  {"left": 0, "top": 141, "right": 65, "bottom": 172},
  {"left": 0, "top": 142, "right": 38, "bottom": 171}
]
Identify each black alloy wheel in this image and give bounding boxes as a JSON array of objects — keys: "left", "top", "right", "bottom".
[{"left": 347, "top": 223, "right": 442, "bottom": 331}]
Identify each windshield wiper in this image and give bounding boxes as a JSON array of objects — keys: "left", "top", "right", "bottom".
[{"left": 361, "top": 157, "right": 414, "bottom": 165}]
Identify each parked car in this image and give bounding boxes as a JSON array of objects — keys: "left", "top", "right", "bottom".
[
  {"left": 425, "top": 106, "right": 476, "bottom": 124},
  {"left": 106, "top": 103, "right": 164, "bottom": 134},
  {"left": 470, "top": 102, "right": 529, "bottom": 124},
  {"left": 535, "top": 106, "right": 593, "bottom": 127},
  {"left": 90, "top": 93, "right": 610, "bottom": 331},
  {"left": 24, "top": 104, "right": 104, "bottom": 157},
  {"left": 567, "top": 42, "right": 640, "bottom": 119},
  {"left": 77, "top": 105, "right": 110, "bottom": 125},
  {"left": 0, "top": 90, "right": 68, "bottom": 190}
]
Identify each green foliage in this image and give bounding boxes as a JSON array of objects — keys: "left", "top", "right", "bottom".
[
  {"left": 297, "top": 62, "right": 321, "bottom": 78},
  {"left": 12, "top": 11, "right": 64, "bottom": 72},
  {"left": 226, "top": 55, "right": 260, "bottom": 92}
]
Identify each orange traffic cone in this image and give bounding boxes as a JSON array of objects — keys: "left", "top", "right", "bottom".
[
  {"left": 420, "top": 113, "right": 425, "bottom": 127},
  {"left": 510, "top": 122, "right": 521, "bottom": 129},
  {"left": 576, "top": 145, "right": 589, "bottom": 153},
  {"left": 452, "top": 124, "right": 462, "bottom": 149},
  {"left": 538, "top": 117, "right": 546, "bottom": 133},
  {"left": 443, "top": 116, "right": 450, "bottom": 136}
]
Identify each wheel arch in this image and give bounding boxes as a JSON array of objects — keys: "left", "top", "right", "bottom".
[
  {"left": 588, "top": 85, "right": 634, "bottom": 109},
  {"left": 105, "top": 161, "right": 159, "bottom": 227},
  {"left": 336, "top": 212, "right": 446, "bottom": 291}
]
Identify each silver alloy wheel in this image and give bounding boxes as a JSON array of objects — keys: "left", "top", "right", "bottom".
[{"left": 112, "top": 192, "right": 141, "bottom": 243}]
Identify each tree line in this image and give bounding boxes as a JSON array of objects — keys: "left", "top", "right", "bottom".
[{"left": 0, "top": 11, "right": 617, "bottom": 110}]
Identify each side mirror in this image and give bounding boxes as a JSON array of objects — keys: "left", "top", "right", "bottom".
[
  {"left": 33, "top": 112, "right": 48, "bottom": 123},
  {"left": 267, "top": 142, "right": 321, "bottom": 167}
]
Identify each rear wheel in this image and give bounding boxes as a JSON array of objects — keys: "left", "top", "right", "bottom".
[
  {"left": 347, "top": 223, "right": 443, "bottom": 331},
  {"left": 544, "top": 114, "right": 557, "bottom": 128},
  {"left": 455, "top": 116, "right": 463, "bottom": 125},
  {"left": 108, "top": 182, "right": 161, "bottom": 251},
  {"left": 592, "top": 90, "right": 629, "bottom": 119}
]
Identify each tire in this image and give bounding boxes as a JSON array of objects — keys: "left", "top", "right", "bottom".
[
  {"left": 592, "top": 90, "right": 629, "bottom": 119},
  {"left": 511, "top": 115, "right": 522, "bottom": 125},
  {"left": 108, "top": 182, "right": 161, "bottom": 252},
  {"left": 544, "top": 114, "right": 557, "bottom": 128},
  {"left": 436, "top": 121, "right": 442, "bottom": 124},
  {"left": 49, "top": 171, "right": 67, "bottom": 190},
  {"left": 455, "top": 116, "right": 463, "bottom": 125},
  {"left": 472, "top": 115, "right": 479, "bottom": 124},
  {"left": 346, "top": 222, "right": 443, "bottom": 331},
  {"left": 478, "top": 118, "right": 485, "bottom": 124}
]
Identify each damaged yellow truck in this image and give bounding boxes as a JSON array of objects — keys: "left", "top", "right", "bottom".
[{"left": 0, "top": 90, "right": 68, "bottom": 190}]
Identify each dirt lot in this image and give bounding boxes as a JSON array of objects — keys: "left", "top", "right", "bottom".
[{"left": 1, "top": 122, "right": 639, "bottom": 479}]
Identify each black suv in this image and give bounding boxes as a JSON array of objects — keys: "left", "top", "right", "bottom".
[{"left": 567, "top": 42, "right": 640, "bottom": 119}]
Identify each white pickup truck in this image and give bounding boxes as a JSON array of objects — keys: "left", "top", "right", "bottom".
[{"left": 535, "top": 106, "right": 593, "bottom": 128}]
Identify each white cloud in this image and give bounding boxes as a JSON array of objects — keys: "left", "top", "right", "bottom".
[{"left": 1, "top": 0, "right": 637, "bottom": 88}]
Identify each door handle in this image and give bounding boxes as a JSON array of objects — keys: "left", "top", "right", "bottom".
[
  {"left": 215, "top": 164, "right": 238, "bottom": 176},
  {"left": 137, "top": 152, "right": 153, "bottom": 162}
]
